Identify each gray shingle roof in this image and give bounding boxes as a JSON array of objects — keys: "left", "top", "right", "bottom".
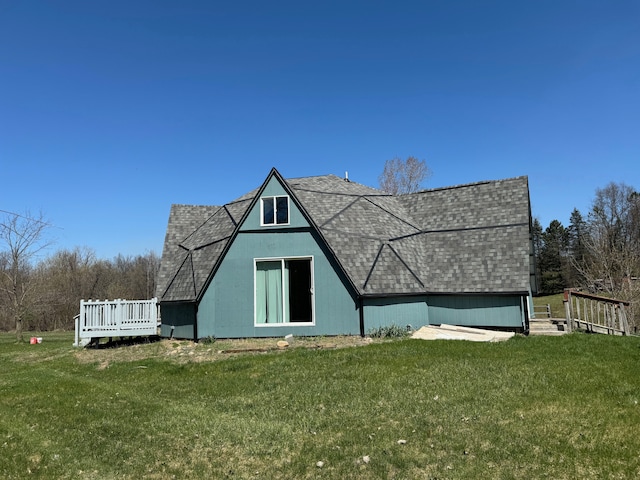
[
  {"left": 157, "top": 171, "right": 532, "bottom": 302},
  {"left": 156, "top": 204, "right": 219, "bottom": 301}
]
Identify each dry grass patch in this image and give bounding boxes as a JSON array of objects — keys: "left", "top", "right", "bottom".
[{"left": 73, "top": 335, "right": 374, "bottom": 366}]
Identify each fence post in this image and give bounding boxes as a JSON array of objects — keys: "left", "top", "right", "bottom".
[
  {"left": 564, "top": 289, "right": 572, "bottom": 333},
  {"left": 619, "top": 303, "right": 630, "bottom": 336},
  {"left": 116, "top": 299, "right": 123, "bottom": 332}
]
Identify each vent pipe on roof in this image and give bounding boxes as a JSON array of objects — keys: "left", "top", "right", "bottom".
[{"left": 344, "top": 171, "right": 350, "bottom": 182}]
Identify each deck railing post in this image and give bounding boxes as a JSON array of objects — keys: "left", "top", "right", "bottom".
[
  {"left": 116, "top": 299, "right": 122, "bottom": 332},
  {"left": 564, "top": 289, "right": 572, "bottom": 333},
  {"left": 81, "top": 299, "right": 86, "bottom": 333},
  {"left": 619, "top": 303, "right": 630, "bottom": 336},
  {"left": 76, "top": 301, "right": 81, "bottom": 347}
]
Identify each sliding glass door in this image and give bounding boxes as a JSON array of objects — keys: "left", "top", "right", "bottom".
[{"left": 255, "top": 257, "right": 313, "bottom": 325}]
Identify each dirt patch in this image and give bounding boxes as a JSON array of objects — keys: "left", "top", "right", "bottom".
[{"left": 74, "top": 335, "right": 377, "bottom": 366}]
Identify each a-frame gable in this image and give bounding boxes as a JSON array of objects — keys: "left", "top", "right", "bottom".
[
  {"left": 239, "top": 170, "right": 310, "bottom": 231},
  {"left": 195, "top": 168, "right": 360, "bottom": 302}
]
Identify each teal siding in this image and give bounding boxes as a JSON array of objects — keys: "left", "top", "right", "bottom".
[
  {"left": 198, "top": 230, "right": 359, "bottom": 338},
  {"left": 240, "top": 176, "right": 309, "bottom": 230},
  {"left": 160, "top": 303, "right": 196, "bottom": 339},
  {"left": 428, "top": 295, "right": 524, "bottom": 328},
  {"left": 363, "top": 297, "right": 429, "bottom": 332},
  {"left": 361, "top": 295, "right": 525, "bottom": 332}
]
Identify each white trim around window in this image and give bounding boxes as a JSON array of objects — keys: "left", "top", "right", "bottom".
[
  {"left": 253, "top": 256, "right": 315, "bottom": 327},
  {"left": 260, "top": 195, "right": 290, "bottom": 226}
]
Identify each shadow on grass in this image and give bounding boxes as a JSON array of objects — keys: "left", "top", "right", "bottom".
[{"left": 86, "top": 335, "right": 162, "bottom": 349}]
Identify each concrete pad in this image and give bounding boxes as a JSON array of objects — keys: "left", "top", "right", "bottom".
[{"left": 411, "top": 324, "right": 515, "bottom": 342}]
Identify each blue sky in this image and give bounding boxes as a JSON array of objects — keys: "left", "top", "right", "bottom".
[{"left": 1, "top": 1, "right": 638, "bottom": 259}]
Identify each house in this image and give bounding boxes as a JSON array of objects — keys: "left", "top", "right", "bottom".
[{"left": 156, "top": 168, "right": 537, "bottom": 340}]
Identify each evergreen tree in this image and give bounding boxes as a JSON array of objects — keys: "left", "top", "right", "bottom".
[
  {"left": 538, "top": 220, "right": 568, "bottom": 294},
  {"left": 566, "top": 208, "right": 589, "bottom": 287},
  {"left": 531, "top": 218, "right": 544, "bottom": 292}
]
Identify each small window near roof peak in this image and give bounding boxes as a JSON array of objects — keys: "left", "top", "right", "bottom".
[{"left": 261, "top": 196, "right": 289, "bottom": 226}]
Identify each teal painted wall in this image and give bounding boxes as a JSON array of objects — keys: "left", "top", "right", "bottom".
[
  {"left": 358, "top": 295, "right": 525, "bottom": 333},
  {"left": 159, "top": 303, "right": 196, "bottom": 339},
  {"left": 363, "top": 297, "right": 429, "bottom": 333},
  {"left": 198, "top": 229, "right": 360, "bottom": 338},
  {"left": 427, "top": 295, "right": 524, "bottom": 328},
  {"left": 240, "top": 176, "right": 309, "bottom": 230}
]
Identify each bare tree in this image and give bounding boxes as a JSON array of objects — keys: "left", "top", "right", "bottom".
[
  {"left": 106, "top": 251, "right": 160, "bottom": 300},
  {"left": 378, "top": 156, "right": 432, "bottom": 195},
  {"left": 0, "top": 211, "right": 52, "bottom": 341},
  {"left": 580, "top": 183, "right": 640, "bottom": 291},
  {"left": 27, "top": 248, "right": 160, "bottom": 332},
  {"left": 34, "top": 247, "right": 99, "bottom": 330},
  {"left": 573, "top": 182, "right": 640, "bottom": 329}
]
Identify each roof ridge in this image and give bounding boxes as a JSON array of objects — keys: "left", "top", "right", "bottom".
[
  {"left": 321, "top": 226, "right": 388, "bottom": 242},
  {"left": 364, "top": 196, "right": 422, "bottom": 233},
  {"left": 362, "top": 243, "right": 425, "bottom": 292},
  {"left": 293, "top": 186, "right": 387, "bottom": 198},
  {"left": 179, "top": 205, "right": 226, "bottom": 247},
  {"left": 170, "top": 203, "right": 222, "bottom": 208},
  {"left": 319, "top": 196, "right": 361, "bottom": 227},
  {"left": 389, "top": 221, "right": 530, "bottom": 242},
  {"left": 226, "top": 196, "right": 253, "bottom": 205},
  {"left": 402, "top": 175, "right": 528, "bottom": 195},
  {"left": 285, "top": 173, "right": 338, "bottom": 180},
  {"left": 362, "top": 243, "right": 385, "bottom": 291},
  {"left": 287, "top": 173, "right": 387, "bottom": 194},
  {"left": 387, "top": 243, "right": 425, "bottom": 288},
  {"left": 189, "top": 235, "right": 232, "bottom": 251}
]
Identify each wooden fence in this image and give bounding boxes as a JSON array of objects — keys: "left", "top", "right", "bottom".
[
  {"left": 74, "top": 298, "right": 159, "bottom": 346},
  {"left": 564, "top": 289, "right": 631, "bottom": 335}
]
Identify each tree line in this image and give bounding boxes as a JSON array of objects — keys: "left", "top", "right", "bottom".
[
  {"left": 534, "top": 182, "right": 640, "bottom": 327},
  {"left": 0, "top": 211, "right": 159, "bottom": 340}
]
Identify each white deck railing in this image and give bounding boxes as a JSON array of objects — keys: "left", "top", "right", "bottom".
[{"left": 74, "top": 298, "right": 159, "bottom": 346}]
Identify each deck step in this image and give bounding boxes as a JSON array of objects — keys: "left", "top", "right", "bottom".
[{"left": 529, "top": 318, "right": 568, "bottom": 336}]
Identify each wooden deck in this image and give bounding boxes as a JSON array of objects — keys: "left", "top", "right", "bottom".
[{"left": 74, "top": 298, "right": 159, "bottom": 347}]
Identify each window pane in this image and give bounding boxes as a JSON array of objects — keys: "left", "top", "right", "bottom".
[
  {"left": 276, "top": 196, "right": 289, "bottom": 224},
  {"left": 256, "top": 261, "right": 283, "bottom": 324},
  {"left": 255, "top": 258, "right": 313, "bottom": 326},
  {"left": 287, "top": 259, "right": 312, "bottom": 322},
  {"left": 262, "top": 198, "right": 274, "bottom": 225}
]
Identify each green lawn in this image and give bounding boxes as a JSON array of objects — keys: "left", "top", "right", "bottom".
[{"left": 1, "top": 332, "right": 639, "bottom": 479}]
